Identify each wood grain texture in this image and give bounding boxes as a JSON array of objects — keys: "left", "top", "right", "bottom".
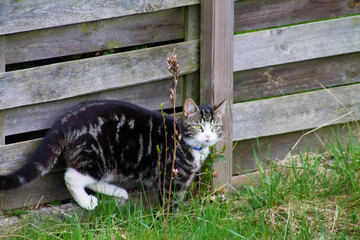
[
  {"left": 0, "top": 37, "right": 4, "bottom": 145},
  {"left": 234, "top": 16, "right": 360, "bottom": 72},
  {"left": 234, "top": 52, "right": 360, "bottom": 102},
  {"left": 232, "top": 122, "right": 360, "bottom": 173},
  {"left": 0, "top": 139, "right": 41, "bottom": 174},
  {"left": 0, "top": 40, "right": 199, "bottom": 111},
  {"left": 234, "top": 0, "right": 360, "bottom": 33},
  {"left": 183, "top": 5, "right": 200, "bottom": 103},
  {"left": 200, "top": 0, "right": 233, "bottom": 188},
  {"left": 5, "top": 78, "right": 183, "bottom": 136},
  {"left": 6, "top": 8, "right": 185, "bottom": 64},
  {"left": 232, "top": 83, "right": 360, "bottom": 141},
  {"left": 0, "top": 0, "right": 200, "bottom": 35},
  {"left": 0, "top": 171, "right": 70, "bottom": 210},
  {"left": 0, "top": 138, "right": 68, "bottom": 210}
]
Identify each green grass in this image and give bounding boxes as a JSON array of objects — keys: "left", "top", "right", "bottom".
[{"left": 2, "top": 134, "right": 360, "bottom": 239}]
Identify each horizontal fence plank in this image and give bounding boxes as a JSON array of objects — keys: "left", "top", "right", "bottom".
[
  {"left": 5, "top": 78, "right": 183, "bottom": 136},
  {"left": 0, "top": 0, "right": 200, "bottom": 35},
  {"left": 0, "top": 139, "right": 68, "bottom": 210},
  {"left": 234, "top": 52, "right": 360, "bottom": 102},
  {"left": 234, "top": 0, "right": 360, "bottom": 33},
  {"left": 232, "top": 83, "right": 360, "bottom": 141},
  {"left": 0, "top": 139, "right": 41, "bottom": 174},
  {"left": 6, "top": 8, "right": 185, "bottom": 64},
  {"left": 234, "top": 16, "right": 360, "bottom": 72},
  {"left": 0, "top": 40, "right": 199, "bottom": 111},
  {"left": 0, "top": 171, "right": 70, "bottom": 210},
  {"left": 0, "top": 139, "right": 158, "bottom": 210},
  {"left": 232, "top": 122, "right": 359, "bottom": 173}
]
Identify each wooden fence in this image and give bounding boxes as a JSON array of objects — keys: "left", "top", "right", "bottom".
[{"left": 0, "top": 0, "right": 359, "bottom": 210}]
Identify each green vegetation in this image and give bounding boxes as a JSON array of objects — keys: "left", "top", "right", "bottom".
[{"left": 1, "top": 133, "right": 360, "bottom": 239}]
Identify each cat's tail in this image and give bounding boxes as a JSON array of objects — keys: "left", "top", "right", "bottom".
[{"left": 0, "top": 125, "right": 65, "bottom": 191}]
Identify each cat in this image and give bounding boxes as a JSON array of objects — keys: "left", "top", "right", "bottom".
[{"left": 0, "top": 98, "right": 226, "bottom": 210}]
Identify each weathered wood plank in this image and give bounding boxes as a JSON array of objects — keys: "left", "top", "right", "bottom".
[
  {"left": 0, "top": 139, "right": 158, "bottom": 210},
  {"left": 0, "top": 139, "right": 41, "bottom": 174},
  {"left": 0, "top": 40, "right": 199, "bottom": 111},
  {"left": 234, "top": 16, "right": 360, "bottom": 72},
  {"left": 183, "top": 5, "right": 200, "bottom": 102},
  {"left": 200, "top": 0, "right": 233, "bottom": 189},
  {"left": 232, "top": 122, "right": 360, "bottom": 173},
  {"left": 0, "top": 0, "right": 200, "bottom": 36},
  {"left": 0, "top": 171, "right": 70, "bottom": 210},
  {"left": 6, "top": 8, "right": 185, "bottom": 64},
  {"left": 5, "top": 78, "right": 183, "bottom": 136},
  {"left": 0, "top": 36, "right": 4, "bottom": 145},
  {"left": 0, "top": 138, "right": 67, "bottom": 210},
  {"left": 232, "top": 83, "right": 360, "bottom": 141},
  {"left": 234, "top": 52, "right": 360, "bottom": 102},
  {"left": 0, "top": 36, "right": 4, "bottom": 72},
  {"left": 234, "top": 0, "right": 360, "bottom": 33}
]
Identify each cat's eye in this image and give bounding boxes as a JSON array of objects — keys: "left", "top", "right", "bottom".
[
  {"left": 194, "top": 124, "right": 203, "bottom": 130},
  {"left": 212, "top": 125, "right": 219, "bottom": 130}
]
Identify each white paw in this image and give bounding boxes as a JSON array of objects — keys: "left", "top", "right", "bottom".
[
  {"left": 115, "top": 189, "right": 129, "bottom": 200},
  {"left": 78, "top": 195, "right": 98, "bottom": 210}
]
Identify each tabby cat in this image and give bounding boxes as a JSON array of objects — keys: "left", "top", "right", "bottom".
[{"left": 0, "top": 98, "right": 226, "bottom": 210}]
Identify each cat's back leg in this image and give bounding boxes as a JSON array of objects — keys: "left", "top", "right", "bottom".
[{"left": 64, "top": 168, "right": 99, "bottom": 210}]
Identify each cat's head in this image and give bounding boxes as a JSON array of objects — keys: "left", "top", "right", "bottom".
[{"left": 178, "top": 98, "right": 226, "bottom": 149}]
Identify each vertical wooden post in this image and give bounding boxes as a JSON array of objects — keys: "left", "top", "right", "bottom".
[
  {"left": 200, "top": 0, "right": 234, "bottom": 189},
  {"left": 0, "top": 36, "right": 5, "bottom": 145},
  {"left": 183, "top": 5, "right": 200, "bottom": 103},
  {"left": 0, "top": 36, "right": 5, "bottom": 206}
]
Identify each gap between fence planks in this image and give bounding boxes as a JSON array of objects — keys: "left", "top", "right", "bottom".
[
  {"left": 234, "top": 15, "right": 360, "bottom": 72},
  {"left": 0, "top": 36, "right": 4, "bottom": 145},
  {"left": 232, "top": 83, "right": 360, "bottom": 141},
  {"left": 0, "top": 0, "right": 200, "bottom": 36},
  {"left": 234, "top": 0, "right": 360, "bottom": 32},
  {"left": 5, "top": 78, "right": 183, "bottom": 136},
  {"left": 0, "top": 41, "right": 199, "bottom": 111},
  {"left": 5, "top": 8, "right": 185, "bottom": 65},
  {"left": 233, "top": 52, "right": 360, "bottom": 102}
]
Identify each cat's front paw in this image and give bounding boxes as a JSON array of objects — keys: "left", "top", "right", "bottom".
[{"left": 78, "top": 195, "right": 98, "bottom": 210}]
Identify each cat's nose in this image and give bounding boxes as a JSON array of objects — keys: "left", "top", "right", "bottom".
[{"left": 205, "top": 134, "right": 211, "bottom": 139}]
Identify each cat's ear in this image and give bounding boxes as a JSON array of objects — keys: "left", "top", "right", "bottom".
[
  {"left": 213, "top": 99, "right": 227, "bottom": 116},
  {"left": 183, "top": 98, "right": 200, "bottom": 117}
]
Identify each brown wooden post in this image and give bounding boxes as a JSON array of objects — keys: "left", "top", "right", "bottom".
[{"left": 200, "top": 0, "right": 234, "bottom": 189}]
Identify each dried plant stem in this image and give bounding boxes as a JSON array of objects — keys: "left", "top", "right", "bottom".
[
  {"left": 315, "top": 80, "right": 360, "bottom": 130},
  {"left": 284, "top": 80, "right": 359, "bottom": 161},
  {"left": 164, "top": 47, "right": 181, "bottom": 240},
  {"left": 160, "top": 105, "right": 168, "bottom": 208},
  {"left": 285, "top": 110, "right": 354, "bottom": 159}
]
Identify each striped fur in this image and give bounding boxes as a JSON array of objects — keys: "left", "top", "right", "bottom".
[{"left": 0, "top": 98, "right": 226, "bottom": 210}]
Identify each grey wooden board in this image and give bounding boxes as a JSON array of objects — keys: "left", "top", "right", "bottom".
[
  {"left": 0, "top": 139, "right": 41, "bottom": 174},
  {"left": 232, "top": 83, "right": 360, "bottom": 141},
  {"left": 6, "top": 8, "right": 185, "bottom": 64},
  {"left": 0, "top": 0, "right": 200, "bottom": 35},
  {"left": 0, "top": 36, "right": 4, "bottom": 145},
  {"left": 0, "top": 171, "right": 71, "bottom": 210},
  {"left": 232, "top": 122, "right": 359, "bottom": 173},
  {"left": 233, "top": 16, "right": 360, "bottom": 72},
  {"left": 234, "top": 0, "right": 360, "bottom": 33},
  {"left": 0, "top": 139, "right": 67, "bottom": 210},
  {"left": 0, "top": 40, "right": 199, "bottom": 111},
  {"left": 5, "top": 78, "right": 183, "bottom": 136},
  {"left": 234, "top": 52, "right": 360, "bottom": 102}
]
